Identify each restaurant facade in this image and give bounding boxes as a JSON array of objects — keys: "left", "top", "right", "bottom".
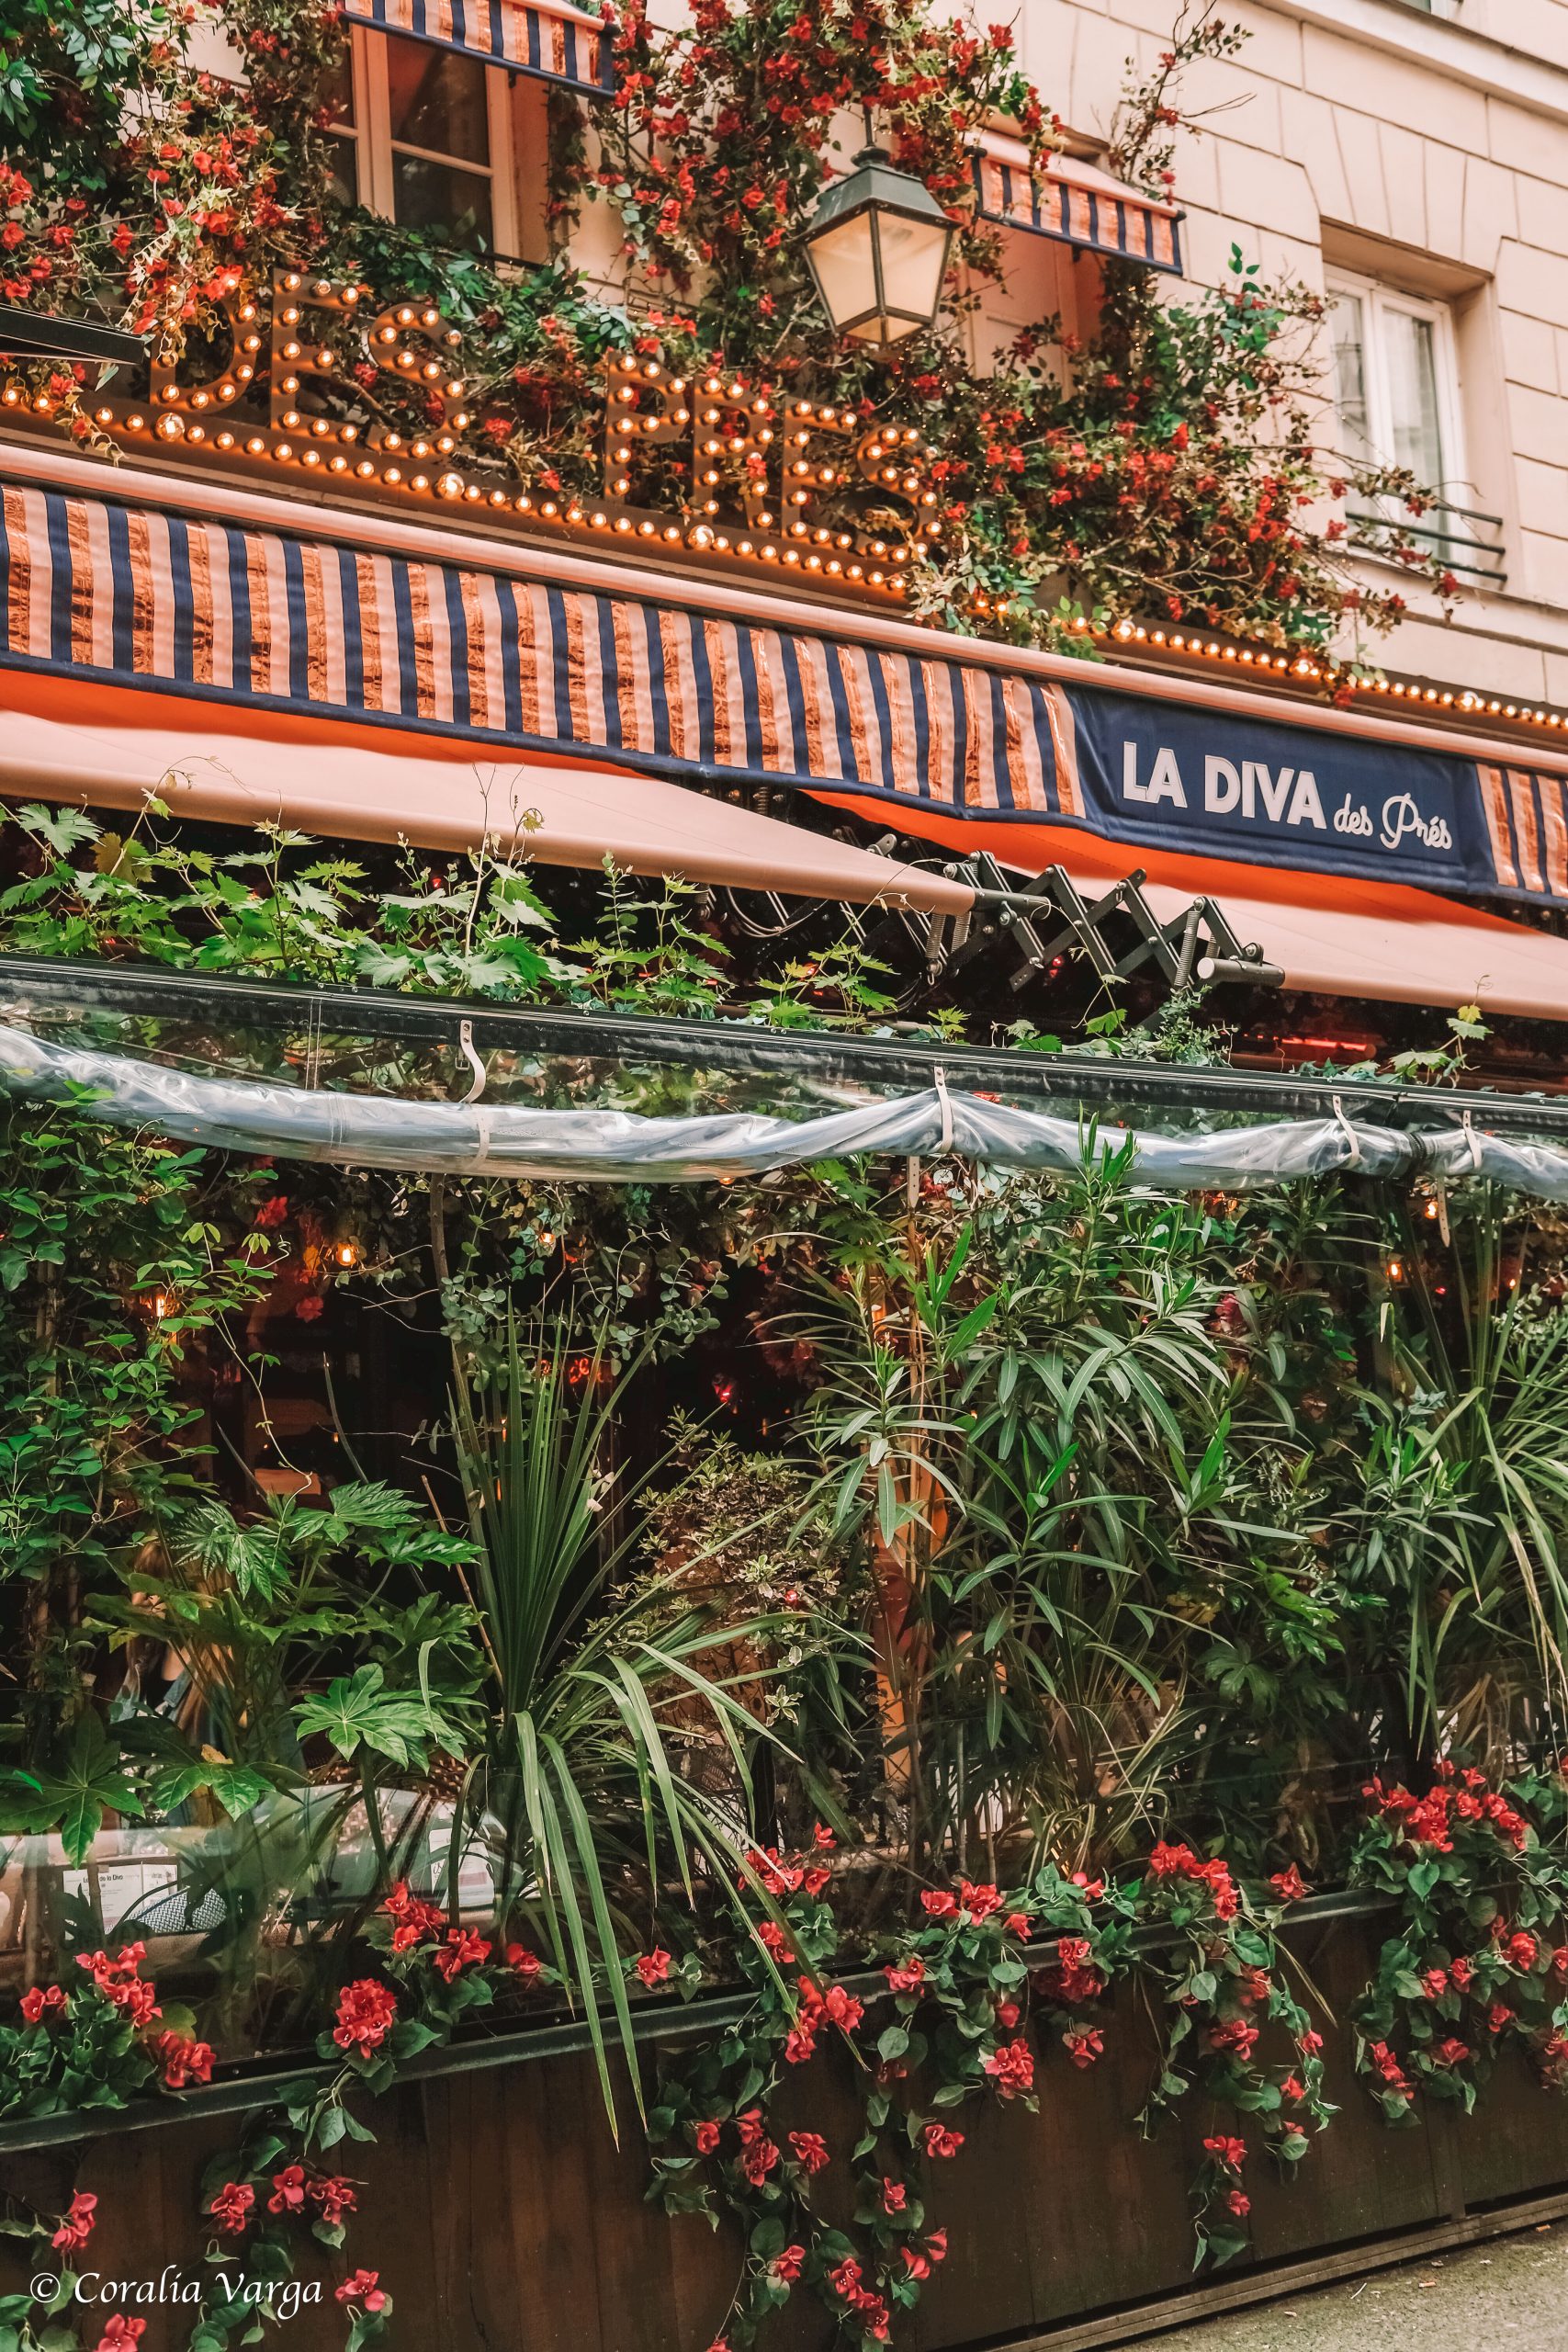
[{"left": 4, "top": 0, "right": 1568, "bottom": 1057}]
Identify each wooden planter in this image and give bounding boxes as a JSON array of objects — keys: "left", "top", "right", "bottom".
[{"left": 7, "top": 1907, "right": 1568, "bottom": 2351}]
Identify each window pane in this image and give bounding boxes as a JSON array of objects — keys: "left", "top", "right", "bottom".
[
  {"left": 392, "top": 152, "right": 493, "bottom": 250},
  {"left": 1327, "top": 289, "right": 1372, "bottom": 468},
  {"left": 328, "top": 132, "right": 359, "bottom": 209},
  {"left": 386, "top": 43, "right": 489, "bottom": 164},
  {"left": 1382, "top": 307, "right": 1444, "bottom": 487},
  {"left": 321, "top": 47, "right": 355, "bottom": 127}
]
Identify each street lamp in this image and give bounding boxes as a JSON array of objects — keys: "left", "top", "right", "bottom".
[{"left": 803, "top": 128, "right": 954, "bottom": 345}]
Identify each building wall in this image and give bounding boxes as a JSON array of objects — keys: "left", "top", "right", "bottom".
[{"left": 1010, "top": 0, "right": 1568, "bottom": 705}]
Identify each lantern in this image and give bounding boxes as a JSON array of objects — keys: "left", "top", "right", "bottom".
[{"left": 803, "top": 141, "right": 953, "bottom": 345}]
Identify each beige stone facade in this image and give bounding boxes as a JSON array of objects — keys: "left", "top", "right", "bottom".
[{"left": 1005, "top": 0, "right": 1568, "bottom": 706}]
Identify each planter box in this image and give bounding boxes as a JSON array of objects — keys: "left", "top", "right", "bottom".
[{"left": 7, "top": 1910, "right": 1568, "bottom": 2350}]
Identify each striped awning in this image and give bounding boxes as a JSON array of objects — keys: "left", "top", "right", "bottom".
[
  {"left": 5, "top": 453, "right": 1568, "bottom": 917},
  {"left": 0, "top": 469, "right": 1075, "bottom": 824},
  {"left": 971, "top": 132, "right": 1182, "bottom": 275},
  {"left": 341, "top": 0, "right": 615, "bottom": 97}
]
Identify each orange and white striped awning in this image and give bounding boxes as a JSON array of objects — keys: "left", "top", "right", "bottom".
[
  {"left": 971, "top": 130, "right": 1183, "bottom": 275},
  {"left": 340, "top": 0, "right": 615, "bottom": 96}
]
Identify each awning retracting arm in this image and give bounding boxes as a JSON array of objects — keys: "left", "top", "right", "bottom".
[{"left": 914, "top": 856, "right": 1286, "bottom": 995}]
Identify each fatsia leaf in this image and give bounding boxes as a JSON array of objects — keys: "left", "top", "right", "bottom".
[
  {"left": 152, "top": 1760, "right": 276, "bottom": 1820},
  {"left": 292, "top": 1664, "right": 460, "bottom": 1767},
  {"left": 0, "top": 1714, "right": 144, "bottom": 1865}
]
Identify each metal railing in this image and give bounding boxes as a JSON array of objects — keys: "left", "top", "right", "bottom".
[{"left": 1348, "top": 495, "right": 1506, "bottom": 589}]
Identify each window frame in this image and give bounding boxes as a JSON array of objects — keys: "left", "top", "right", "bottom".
[
  {"left": 1324, "top": 264, "right": 1468, "bottom": 504},
  {"left": 338, "top": 25, "right": 523, "bottom": 260}
]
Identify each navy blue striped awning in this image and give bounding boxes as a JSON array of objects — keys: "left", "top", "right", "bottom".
[{"left": 341, "top": 0, "right": 615, "bottom": 96}]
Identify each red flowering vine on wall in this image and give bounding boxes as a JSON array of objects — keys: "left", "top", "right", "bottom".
[{"left": 0, "top": 0, "right": 1450, "bottom": 659}]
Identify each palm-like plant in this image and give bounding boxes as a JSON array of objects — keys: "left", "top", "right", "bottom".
[{"left": 449, "top": 1319, "right": 789, "bottom": 2111}]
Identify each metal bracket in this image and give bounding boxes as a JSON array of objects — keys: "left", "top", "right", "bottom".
[{"left": 918, "top": 856, "right": 1285, "bottom": 995}]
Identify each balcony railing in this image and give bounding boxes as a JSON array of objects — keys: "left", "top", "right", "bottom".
[{"left": 1347, "top": 496, "right": 1506, "bottom": 591}]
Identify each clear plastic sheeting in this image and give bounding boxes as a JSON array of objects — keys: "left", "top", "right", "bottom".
[{"left": 6, "top": 1021, "right": 1568, "bottom": 1194}]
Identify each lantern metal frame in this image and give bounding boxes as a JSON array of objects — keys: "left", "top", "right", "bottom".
[{"left": 802, "top": 139, "right": 955, "bottom": 345}]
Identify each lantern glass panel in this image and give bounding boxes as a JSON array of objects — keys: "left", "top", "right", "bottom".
[
  {"left": 806, "top": 213, "right": 880, "bottom": 337},
  {"left": 873, "top": 209, "right": 951, "bottom": 328}
]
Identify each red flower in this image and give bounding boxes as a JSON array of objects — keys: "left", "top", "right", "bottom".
[
  {"left": 736, "top": 2108, "right": 766, "bottom": 2146},
  {"left": 335, "top": 2270, "right": 388, "bottom": 2312},
  {"left": 1003, "top": 1911, "right": 1032, "bottom": 1939},
  {"left": 1269, "top": 1865, "right": 1309, "bottom": 1903},
  {"left": 1038, "top": 1934, "right": 1104, "bottom": 2007},
  {"left": 885, "top": 1954, "right": 925, "bottom": 1994},
  {"left": 1202, "top": 2136, "right": 1247, "bottom": 2170},
  {"left": 268, "top": 2164, "right": 309, "bottom": 2216},
  {"left": 1063, "top": 2026, "right": 1103, "bottom": 2068},
  {"left": 76, "top": 1945, "right": 159, "bottom": 2024},
  {"left": 881, "top": 2176, "right": 908, "bottom": 2211},
  {"left": 433, "top": 1928, "right": 491, "bottom": 1982},
  {"left": 382, "top": 1882, "right": 446, "bottom": 1951},
  {"left": 1421, "top": 1967, "right": 1449, "bottom": 1999},
  {"left": 921, "top": 2122, "right": 964, "bottom": 2159},
  {"left": 819, "top": 1983, "right": 863, "bottom": 2031},
  {"left": 739, "top": 2135, "right": 780, "bottom": 2186},
  {"left": 310, "top": 2175, "right": 358, "bottom": 2226},
  {"left": 920, "top": 1890, "right": 959, "bottom": 1919},
  {"left": 982, "top": 2037, "right": 1034, "bottom": 2099},
  {"left": 1368, "top": 2041, "right": 1414, "bottom": 2096},
  {"left": 333, "top": 1977, "right": 398, "bottom": 2056},
  {"left": 787, "top": 2130, "right": 829, "bottom": 2173},
  {"left": 996, "top": 1999, "right": 1021, "bottom": 2030},
  {"left": 19, "top": 1984, "right": 65, "bottom": 2023},
  {"left": 636, "top": 1948, "right": 672, "bottom": 1987},
  {"left": 1208, "top": 2018, "right": 1259, "bottom": 2060},
  {"left": 51, "top": 2191, "right": 96, "bottom": 2252},
  {"left": 1280, "top": 2074, "right": 1307, "bottom": 2103},
  {"left": 694, "top": 2120, "right": 721, "bottom": 2154},
  {"left": 209, "top": 2181, "right": 255, "bottom": 2236},
  {"left": 1226, "top": 2188, "right": 1251, "bottom": 2219},
  {"left": 92, "top": 2323, "right": 146, "bottom": 2350},
  {"left": 756, "top": 1919, "right": 792, "bottom": 1961},
  {"left": 154, "top": 2029, "right": 214, "bottom": 2089},
  {"left": 1432, "top": 2037, "right": 1472, "bottom": 2067},
  {"left": 769, "top": 2245, "right": 806, "bottom": 2284},
  {"left": 812, "top": 1823, "right": 836, "bottom": 1849},
  {"left": 960, "top": 1881, "right": 1001, "bottom": 1920},
  {"left": 253, "top": 1194, "right": 290, "bottom": 1228},
  {"left": 505, "top": 1944, "right": 544, "bottom": 1984},
  {"left": 1506, "top": 1931, "right": 1540, "bottom": 1973}
]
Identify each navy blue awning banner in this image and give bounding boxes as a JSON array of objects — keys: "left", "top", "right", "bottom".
[
  {"left": 340, "top": 0, "right": 615, "bottom": 97},
  {"left": 0, "top": 468, "right": 1560, "bottom": 907}
]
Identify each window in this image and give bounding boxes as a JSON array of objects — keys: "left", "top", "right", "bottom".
[
  {"left": 1326, "top": 269, "right": 1460, "bottom": 494},
  {"left": 328, "top": 28, "right": 524, "bottom": 257},
  {"left": 1325, "top": 266, "right": 1504, "bottom": 586}
]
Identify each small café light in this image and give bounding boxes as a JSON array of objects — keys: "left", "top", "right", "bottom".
[{"left": 803, "top": 132, "right": 953, "bottom": 345}]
